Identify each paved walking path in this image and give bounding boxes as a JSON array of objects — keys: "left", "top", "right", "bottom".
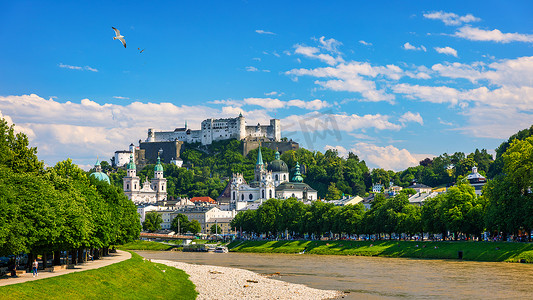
[{"left": 0, "top": 250, "right": 131, "bottom": 287}]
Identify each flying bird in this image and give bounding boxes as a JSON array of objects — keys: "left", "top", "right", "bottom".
[
  {"left": 138, "top": 48, "right": 145, "bottom": 53},
  {"left": 112, "top": 27, "right": 126, "bottom": 48}
]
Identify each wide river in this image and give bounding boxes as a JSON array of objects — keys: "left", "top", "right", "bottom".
[{"left": 137, "top": 250, "right": 533, "bottom": 299}]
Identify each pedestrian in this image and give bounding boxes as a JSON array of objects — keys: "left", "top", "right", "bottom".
[{"left": 32, "top": 259, "right": 38, "bottom": 277}]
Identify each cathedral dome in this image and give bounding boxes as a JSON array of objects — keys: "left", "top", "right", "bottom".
[
  {"left": 267, "top": 151, "right": 289, "bottom": 173},
  {"left": 90, "top": 159, "right": 110, "bottom": 184},
  {"left": 90, "top": 172, "right": 110, "bottom": 184}
]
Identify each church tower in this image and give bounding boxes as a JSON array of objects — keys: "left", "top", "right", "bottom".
[
  {"left": 254, "top": 146, "right": 265, "bottom": 181},
  {"left": 151, "top": 155, "right": 167, "bottom": 201},
  {"left": 123, "top": 154, "right": 140, "bottom": 200}
]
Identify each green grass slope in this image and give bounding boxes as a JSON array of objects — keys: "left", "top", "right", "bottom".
[
  {"left": 117, "top": 240, "right": 177, "bottom": 251},
  {"left": 228, "top": 240, "right": 533, "bottom": 263},
  {"left": 1, "top": 252, "right": 197, "bottom": 299}
]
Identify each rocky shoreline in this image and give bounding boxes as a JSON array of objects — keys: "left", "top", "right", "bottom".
[{"left": 152, "top": 259, "right": 342, "bottom": 300}]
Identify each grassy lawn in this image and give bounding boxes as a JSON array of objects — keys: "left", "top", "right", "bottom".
[
  {"left": 228, "top": 240, "right": 533, "bottom": 263},
  {"left": 1, "top": 252, "right": 197, "bottom": 299},
  {"left": 117, "top": 240, "right": 177, "bottom": 251}
]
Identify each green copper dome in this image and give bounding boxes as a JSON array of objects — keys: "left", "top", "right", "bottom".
[
  {"left": 90, "top": 172, "right": 110, "bottom": 184},
  {"left": 90, "top": 157, "right": 110, "bottom": 184},
  {"left": 267, "top": 151, "right": 289, "bottom": 173},
  {"left": 154, "top": 156, "right": 163, "bottom": 172},
  {"left": 291, "top": 162, "right": 304, "bottom": 183},
  {"left": 127, "top": 154, "right": 136, "bottom": 170}
]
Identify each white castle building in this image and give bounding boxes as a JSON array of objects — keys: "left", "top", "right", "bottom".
[
  {"left": 123, "top": 154, "right": 167, "bottom": 204},
  {"left": 230, "top": 148, "right": 317, "bottom": 210},
  {"left": 145, "top": 113, "right": 281, "bottom": 145}
]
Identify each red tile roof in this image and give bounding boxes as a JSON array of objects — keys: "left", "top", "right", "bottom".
[{"left": 190, "top": 196, "right": 216, "bottom": 204}]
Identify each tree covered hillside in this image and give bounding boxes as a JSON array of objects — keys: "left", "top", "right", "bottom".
[{"left": 100, "top": 125, "right": 533, "bottom": 200}]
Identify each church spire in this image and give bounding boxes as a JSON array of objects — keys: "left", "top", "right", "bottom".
[
  {"left": 256, "top": 146, "right": 264, "bottom": 166},
  {"left": 127, "top": 154, "right": 136, "bottom": 170}
]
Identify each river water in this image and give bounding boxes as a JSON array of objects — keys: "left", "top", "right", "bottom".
[{"left": 137, "top": 251, "right": 533, "bottom": 299}]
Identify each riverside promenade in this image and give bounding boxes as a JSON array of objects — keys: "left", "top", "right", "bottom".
[{"left": 0, "top": 250, "right": 131, "bottom": 287}]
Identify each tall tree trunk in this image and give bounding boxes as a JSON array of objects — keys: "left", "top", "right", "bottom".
[
  {"left": 27, "top": 253, "right": 34, "bottom": 271},
  {"left": 53, "top": 251, "right": 61, "bottom": 265},
  {"left": 71, "top": 250, "right": 77, "bottom": 265},
  {"left": 77, "top": 249, "right": 84, "bottom": 264},
  {"left": 42, "top": 253, "right": 48, "bottom": 269}
]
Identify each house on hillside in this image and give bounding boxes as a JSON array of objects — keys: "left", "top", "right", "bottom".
[
  {"left": 466, "top": 166, "right": 487, "bottom": 195},
  {"left": 327, "top": 195, "right": 364, "bottom": 206},
  {"left": 408, "top": 192, "right": 438, "bottom": 206},
  {"left": 408, "top": 183, "right": 432, "bottom": 193}
]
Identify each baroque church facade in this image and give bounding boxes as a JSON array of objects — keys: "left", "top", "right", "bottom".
[
  {"left": 123, "top": 154, "right": 167, "bottom": 204},
  {"left": 229, "top": 148, "right": 317, "bottom": 210}
]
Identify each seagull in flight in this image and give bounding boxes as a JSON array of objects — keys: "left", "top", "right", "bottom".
[{"left": 112, "top": 27, "right": 126, "bottom": 48}]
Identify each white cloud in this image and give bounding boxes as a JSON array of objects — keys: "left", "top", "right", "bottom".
[
  {"left": 255, "top": 29, "right": 276, "bottom": 35},
  {"left": 246, "top": 66, "right": 259, "bottom": 72},
  {"left": 459, "top": 106, "right": 533, "bottom": 139},
  {"left": 349, "top": 142, "right": 430, "bottom": 171},
  {"left": 403, "top": 42, "right": 426, "bottom": 52},
  {"left": 324, "top": 145, "right": 349, "bottom": 158},
  {"left": 59, "top": 63, "right": 98, "bottom": 72},
  {"left": 438, "top": 117, "right": 453, "bottom": 126},
  {"left": 423, "top": 11, "right": 480, "bottom": 26},
  {"left": 393, "top": 83, "right": 462, "bottom": 105},
  {"left": 265, "top": 91, "right": 278, "bottom": 96},
  {"left": 359, "top": 40, "right": 372, "bottom": 46},
  {"left": 294, "top": 44, "right": 344, "bottom": 66},
  {"left": 454, "top": 26, "right": 533, "bottom": 43},
  {"left": 315, "top": 36, "right": 343, "bottom": 54},
  {"left": 0, "top": 94, "right": 273, "bottom": 167},
  {"left": 286, "top": 99, "right": 330, "bottom": 110},
  {"left": 286, "top": 61, "right": 418, "bottom": 103},
  {"left": 281, "top": 112, "right": 403, "bottom": 133},
  {"left": 325, "top": 143, "right": 423, "bottom": 170},
  {"left": 113, "top": 96, "right": 129, "bottom": 100},
  {"left": 212, "top": 97, "right": 330, "bottom": 111},
  {"left": 431, "top": 56, "right": 533, "bottom": 87},
  {"left": 435, "top": 46, "right": 458, "bottom": 57},
  {"left": 399, "top": 112, "right": 424, "bottom": 125}
]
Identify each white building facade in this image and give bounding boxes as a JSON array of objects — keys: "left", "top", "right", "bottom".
[
  {"left": 230, "top": 147, "right": 276, "bottom": 210},
  {"left": 145, "top": 114, "right": 281, "bottom": 145},
  {"left": 123, "top": 154, "right": 167, "bottom": 205}
]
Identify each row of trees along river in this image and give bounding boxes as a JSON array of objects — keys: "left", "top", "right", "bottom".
[
  {"left": 230, "top": 127, "right": 533, "bottom": 240},
  {"left": 0, "top": 118, "right": 141, "bottom": 269}
]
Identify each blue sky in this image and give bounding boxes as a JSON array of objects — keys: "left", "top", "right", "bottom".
[{"left": 1, "top": 1, "right": 532, "bottom": 170}]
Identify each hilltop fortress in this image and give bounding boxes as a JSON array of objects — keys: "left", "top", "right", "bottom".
[
  {"left": 114, "top": 114, "right": 298, "bottom": 167},
  {"left": 146, "top": 113, "right": 280, "bottom": 145}
]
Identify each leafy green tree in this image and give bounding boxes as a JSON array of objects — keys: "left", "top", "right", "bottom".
[
  {"left": 255, "top": 198, "right": 282, "bottom": 234},
  {"left": 188, "top": 220, "right": 202, "bottom": 235},
  {"left": 326, "top": 182, "right": 342, "bottom": 200},
  {"left": 277, "top": 198, "right": 306, "bottom": 235},
  {"left": 210, "top": 224, "right": 222, "bottom": 234},
  {"left": 143, "top": 212, "right": 162, "bottom": 232},
  {"left": 171, "top": 214, "right": 190, "bottom": 234},
  {"left": 338, "top": 204, "right": 365, "bottom": 235},
  {"left": 0, "top": 118, "right": 44, "bottom": 173}
]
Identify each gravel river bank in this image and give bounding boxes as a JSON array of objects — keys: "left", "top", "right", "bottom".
[{"left": 152, "top": 259, "right": 342, "bottom": 300}]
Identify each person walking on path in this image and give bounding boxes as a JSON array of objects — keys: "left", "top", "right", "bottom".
[{"left": 32, "top": 259, "right": 38, "bottom": 277}]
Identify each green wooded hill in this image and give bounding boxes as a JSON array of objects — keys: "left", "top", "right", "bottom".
[{"left": 99, "top": 125, "right": 533, "bottom": 200}]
